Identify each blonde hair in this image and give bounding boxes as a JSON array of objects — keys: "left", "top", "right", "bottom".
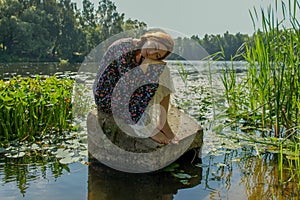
[{"left": 139, "top": 31, "right": 174, "bottom": 59}]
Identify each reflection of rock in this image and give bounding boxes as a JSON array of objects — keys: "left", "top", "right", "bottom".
[
  {"left": 87, "top": 106, "right": 203, "bottom": 173},
  {"left": 88, "top": 149, "right": 203, "bottom": 200}
]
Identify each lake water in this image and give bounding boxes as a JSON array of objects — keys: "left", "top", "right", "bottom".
[{"left": 0, "top": 61, "right": 298, "bottom": 200}]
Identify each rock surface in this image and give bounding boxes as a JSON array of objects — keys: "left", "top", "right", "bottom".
[{"left": 87, "top": 106, "right": 203, "bottom": 173}]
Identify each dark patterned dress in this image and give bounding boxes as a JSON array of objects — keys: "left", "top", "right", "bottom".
[{"left": 93, "top": 38, "right": 166, "bottom": 124}]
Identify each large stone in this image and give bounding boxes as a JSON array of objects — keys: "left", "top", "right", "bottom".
[{"left": 87, "top": 106, "right": 203, "bottom": 173}]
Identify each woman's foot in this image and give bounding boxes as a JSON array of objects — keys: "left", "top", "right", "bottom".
[
  {"left": 162, "top": 130, "right": 179, "bottom": 144},
  {"left": 151, "top": 132, "right": 171, "bottom": 144},
  {"left": 151, "top": 131, "right": 179, "bottom": 145}
]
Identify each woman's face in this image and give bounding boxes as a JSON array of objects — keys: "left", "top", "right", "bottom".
[{"left": 140, "top": 40, "right": 168, "bottom": 60}]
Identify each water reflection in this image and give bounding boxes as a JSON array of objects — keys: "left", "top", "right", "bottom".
[
  {"left": 0, "top": 62, "right": 80, "bottom": 79},
  {"left": 238, "top": 152, "right": 299, "bottom": 200},
  {"left": 1, "top": 146, "right": 298, "bottom": 199},
  {"left": 199, "top": 145, "right": 299, "bottom": 200},
  {"left": 0, "top": 155, "right": 70, "bottom": 197},
  {"left": 88, "top": 150, "right": 202, "bottom": 200}
]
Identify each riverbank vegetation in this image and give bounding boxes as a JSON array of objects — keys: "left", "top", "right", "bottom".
[
  {"left": 223, "top": 0, "right": 300, "bottom": 138},
  {"left": 0, "top": 76, "right": 74, "bottom": 144},
  {"left": 221, "top": 0, "right": 300, "bottom": 187}
]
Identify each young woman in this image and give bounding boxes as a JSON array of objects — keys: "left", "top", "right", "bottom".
[{"left": 93, "top": 30, "right": 177, "bottom": 144}]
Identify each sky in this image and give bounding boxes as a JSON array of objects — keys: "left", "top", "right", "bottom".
[
  {"left": 75, "top": 0, "right": 290, "bottom": 37},
  {"left": 113, "top": 0, "right": 259, "bottom": 37}
]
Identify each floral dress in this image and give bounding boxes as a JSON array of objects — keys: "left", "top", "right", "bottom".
[{"left": 93, "top": 38, "right": 169, "bottom": 124}]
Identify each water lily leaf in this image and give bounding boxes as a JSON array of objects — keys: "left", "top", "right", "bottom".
[
  {"left": 230, "top": 158, "right": 241, "bottom": 162},
  {"left": 180, "top": 180, "right": 190, "bottom": 185},
  {"left": 163, "top": 163, "right": 180, "bottom": 172},
  {"left": 211, "top": 151, "right": 223, "bottom": 156},
  {"left": 195, "top": 163, "right": 208, "bottom": 168},
  {"left": 216, "top": 163, "right": 227, "bottom": 167},
  {"left": 79, "top": 150, "right": 88, "bottom": 156},
  {"left": 55, "top": 149, "right": 74, "bottom": 158},
  {"left": 172, "top": 173, "right": 192, "bottom": 179},
  {"left": 31, "top": 143, "right": 40, "bottom": 150},
  {"left": 71, "top": 157, "right": 80, "bottom": 162},
  {"left": 212, "top": 124, "right": 224, "bottom": 133},
  {"left": 5, "top": 152, "right": 26, "bottom": 158},
  {"left": 59, "top": 156, "right": 73, "bottom": 164}
]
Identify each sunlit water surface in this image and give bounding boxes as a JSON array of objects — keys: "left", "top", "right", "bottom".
[{"left": 0, "top": 61, "right": 298, "bottom": 200}]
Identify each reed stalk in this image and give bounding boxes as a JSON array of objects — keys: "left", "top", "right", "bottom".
[{"left": 222, "top": 0, "right": 300, "bottom": 139}]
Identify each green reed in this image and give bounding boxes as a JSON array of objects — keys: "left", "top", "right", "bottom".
[
  {"left": 0, "top": 76, "right": 74, "bottom": 144},
  {"left": 220, "top": 0, "right": 300, "bottom": 189},
  {"left": 222, "top": 0, "right": 300, "bottom": 138},
  {"left": 277, "top": 141, "right": 300, "bottom": 187}
]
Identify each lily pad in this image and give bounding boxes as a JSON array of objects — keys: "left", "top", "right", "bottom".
[
  {"left": 230, "top": 158, "right": 241, "bottom": 162},
  {"left": 216, "top": 163, "right": 227, "bottom": 167},
  {"left": 5, "top": 152, "right": 26, "bottom": 158},
  {"left": 59, "top": 156, "right": 73, "bottom": 164},
  {"left": 59, "top": 155, "right": 81, "bottom": 164},
  {"left": 163, "top": 163, "right": 180, "bottom": 172},
  {"left": 79, "top": 150, "right": 88, "bottom": 156},
  {"left": 195, "top": 163, "right": 209, "bottom": 168},
  {"left": 31, "top": 143, "right": 40, "bottom": 150},
  {"left": 172, "top": 173, "right": 192, "bottom": 179},
  {"left": 55, "top": 149, "right": 74, "bottom": 158},
  {"left": 180, "top": 180, "right": 190, "bottom": 185}
]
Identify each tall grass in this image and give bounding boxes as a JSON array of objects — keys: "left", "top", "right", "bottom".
[
  {"left": 0, "top": 76, "right": 74, "bottom": 144},
  {"left": 221, "top": 0, "right": 300, "bottom": 189},
  {"left": 223, "top": 0, "right": 300, "bottom": 138}
]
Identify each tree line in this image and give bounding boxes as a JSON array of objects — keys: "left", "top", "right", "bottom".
[
  {"left": 0, "top": 0, "right": 252, "bottom": 62},
  {"left": 0, "top": 0, "right": 146, "bottom": 62},
  {"left": 168, "top": 32, "right": 251, "bottom": 60}
]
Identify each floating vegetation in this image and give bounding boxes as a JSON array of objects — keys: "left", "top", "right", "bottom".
[
  {"left": 163, "top": 162, "right": 199, "bottom": 186},
  {"left": 0, "top": 119, "right": 88, "bottom": 196},
  {"left": 0, "top": 76, "right": 74, "bottom": 144}
]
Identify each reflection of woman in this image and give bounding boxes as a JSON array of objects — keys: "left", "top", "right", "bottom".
[{"left": 93, "top": 31, "right": 177, "bottom": 144}]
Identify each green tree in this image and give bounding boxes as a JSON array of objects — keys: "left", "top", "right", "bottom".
[
  {"left": 17, "top": 6, "right": 52, "bottom": 59},
  {"left": 96, "top": 0, "right": 124, "bottom": 41},
  {"left": 122, "top": 18, "right": 147, "bottom": 31},
  {"left": 0, "top": 0, "right": 146, "bottom": 62},
  {"left": 55, "top": 0, "right": 86, "bottom": 61},
  {"left": 0, "top": 0, "right": 23, "bottom": 59}
]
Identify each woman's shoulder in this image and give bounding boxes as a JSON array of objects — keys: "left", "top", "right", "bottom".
[
  {"left": 109, "top": 37, "right": 134, "bottom": 49},
  {"left": 102, "top": 38, "right": 135, "bottom": 62}
]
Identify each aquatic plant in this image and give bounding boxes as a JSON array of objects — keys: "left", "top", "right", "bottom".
[
  {"left": 223, "top": 0, "right": 300, "bottom": 138},
  {"left": 0, "top": 76, "right": 74, "bottom": 144},
  {"left": 220, "top": 0, "right": 300, "bottom": 190}
]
